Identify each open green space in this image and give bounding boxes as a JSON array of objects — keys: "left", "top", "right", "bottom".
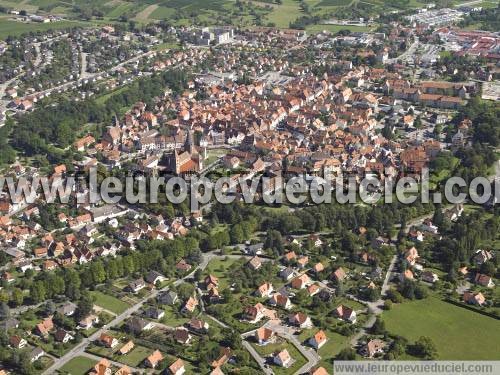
[
  {"left": 115, "top": 344, "right": 151, "bottom": 367},
  {"left": 382, "top": 297, "right": 500, "bottom": 360},
  {"left": 0, "top": 18, "right": 89, "bottom": 40},
  {"left": 58, "top": 356, "right": 96, "bottom": 375},
  {"left": 90, "top": 290, "right": 131, "bottom": 315}
]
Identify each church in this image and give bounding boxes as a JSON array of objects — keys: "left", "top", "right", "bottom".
[{"left": 163, "top": 128, "right": 206, "bottom": 176}]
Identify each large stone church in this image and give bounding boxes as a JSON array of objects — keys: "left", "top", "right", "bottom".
[{"left": 164, "top": 128, "right": 206, "bottom": 175}]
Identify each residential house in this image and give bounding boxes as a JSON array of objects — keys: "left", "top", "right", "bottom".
[
  {"left": 54, "top": 329, "right": 73, "bottom": 343},
  {"left": 473, "top": 250, "right": 493, "bottom": 266},
  {"left": 176, "top": 259, "right": 192, "bottom": 272},
  {"left": 145, "top": 271, "right": 166, "bottom": 285},
  {"left": 78, "top": 314, "right": 99, "bottom": 330},
  {"left": 312, "top": 262, "right": 324, "bottom": 274},
  {"left": 127, "top": 278, "right": 146, "bottom": 293},
  {"left": 364, "top": 339, "right": 386, "bottom": 358},
  {"left": 247, "top": 256, "right": 262, "bottom": 271},
  {"left": 126, "top": 317, "right": 154, "bottom": 333},
  {"left": 100, "top": 333, "right": 119, "bottom": 348},
  {"left": 187, "top": 317, "right": 209, "bottom": 333},
  {"left": 9, "top": 335, "right": 27, "bottom": 349},
  {"left": 119, "top": 340, "right": 135, "bottom": 355},
  {"left": 145, "top": 350, "right": 163, "bottom": 368},
  {"left": 309, "top": 330, "right": 327, "bottom": 350},
  {"left": 256, "top": 282, "right": 274, "bottom": 298},
  {"left": 29, "top": 347, "right": 45, "bottom": 363},
  {"left": 158, "top": 290, "right": 178, "bottom": 305},
  {"left": 174, "top": 328, "right": 192, "bottom": 345},
  {"left": 35, "top": 317, "right": 54, "bottom": 337},
  {"left": 255, "top": 327, "right": 276, "bottom": 345},
  {"left": 463, "top": 291, "right": 486, "bottom": 306},
  {"left": 331, "top": 267, "right": 347, "bottom": 282},
  {"left": 210, "top": 347, "right": 232, "bottom": 369},
  {"left": 268, "top": 292, "right": 292, "bottom": 310},
  {"left": 181, "top": 296, "right": 198, "bottom": 313},
  {"left": 421, "top": 271, "right": 439, "bottom": 283},
  {"left": 57, "top": 302, "right": 76, "bottom": 317},
  {"left": 474, "top": 273, "right": 495, "bottom": 288},
  {"left": 310, "top": 367, "right": 330, "bottom": 375},
  {"left": 288, "top": 312, "right": 313, "bottom": 328},
  {"left": 404, "top": 247, "right": 419, "bottom": 266},
  {"left": 280, "top": 267, "right": 295, "bottom": 281},
  {"left": 291, "top": 274, "right": 311, "bottom": 289},
  {"left": 333, "top": 305, "right": 357, "bottom": 323},
  {"left": 89, "top": 358, "right": 111, "bottom": 375},
  {"left": 168, "top": 358, "right": 186, "bottom": 375},
  {"left": 273, "top": 349, "right": 292, "bottom": 368},
  {"left": 243, "top": 303, "right": 267, "bottom": 323},
  {"left": 144, "top": 307, "right": 165, "bottom": 320}
]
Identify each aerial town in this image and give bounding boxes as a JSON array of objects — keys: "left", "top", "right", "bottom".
[{"left": 0, "top": 0, "right": 498, "bottom": 374}]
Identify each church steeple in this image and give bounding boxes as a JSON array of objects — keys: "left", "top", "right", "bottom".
[{"left": 184, "top": 128, "right": 195, "bottom": 154}]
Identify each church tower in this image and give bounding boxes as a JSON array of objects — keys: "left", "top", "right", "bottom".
[{"left": 184, "top": 128, "right": 196, "bottom": 155}]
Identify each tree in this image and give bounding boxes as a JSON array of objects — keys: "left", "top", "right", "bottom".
[
  {"left": 371, "top": 317, "right": 386, "bottom": 335},
  {"left": 44, "top": 300, "right": 57, "bottom": 315},
  {"left": 10, "top": 289, "right": 24, "bottom": 307},
  {"left": 0, "top": 302, "right": 10, "bottom": 320},
  {"left": 230, "top": 224, "right": 245, "bottom": 244},
  {"left": 412, "top": 336, "right": 438, "bottom": 359},
  {"left": 336, "top": 348, "right": 356, "bottom": 360},
  {"left": 30, "top": 281, "right": 46, "bottom": 303},
  {"left": 76, "top": 292, "right": 93, "bottom": 320}
]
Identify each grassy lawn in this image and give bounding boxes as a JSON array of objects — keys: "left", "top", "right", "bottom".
[
  {"left": 114, "top": 345, "right": 151, "bottom": 367},
  {"left": 58, "top": 356, "right": 96, "bottom": 375},
  {"left": 382, "top": 297, "right": 500, "bottom": 360},
  {"left": 204, "top": 256, "right": 244, "bottom": 290},
  {"left": 251, "top": 337, "right": 307, "bottom": 375},
  {"left": 205, "top": 148, "right": 228, "bottom": 166},
  {"left": 94, "top": 86, "right": 128, "bottom": 105},
  {"left": 90, "top": 290, "right": 131, "bottom": 315},
  {"left": 297, "top": 328, "right": 350, "bottom": 367},
  {"left": 160, "top": 305, "right": 190, "bottom": 326}
]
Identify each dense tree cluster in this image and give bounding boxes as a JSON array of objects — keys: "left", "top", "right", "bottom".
[{"left": 8, "top": 69, "right": 190, "bottom": 163}]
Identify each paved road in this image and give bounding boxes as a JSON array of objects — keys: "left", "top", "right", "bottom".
[
  {"left": 244, "top": 319, "right": 321, "bottom": 375},
  {"left": 348, "top": 253, "right": 398, "bottom": 348},
  {"left": 242, "top": 339, "right": 274, "bottom": 375},
  {"left": 43, "top": 250, "right": 267, "bottom": 373}
]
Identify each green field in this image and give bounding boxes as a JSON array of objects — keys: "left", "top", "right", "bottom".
[
  {"left": 58, "top": 356, "right": 96, "bottom": 375},
  {"left": 382, "top": 297, "right": 500, "bottom": 360},
  {"left": 115, "top": 345, "right": 151, "bottom": 367},
  {"left": 149, "top": 5, "right": 176, "bottom": 20},
  {"left": 0, "top": 18, "right": 89, "bottom": 40},
  {"left": 90, "top": 290, "right": 131, "bottom": 315}
]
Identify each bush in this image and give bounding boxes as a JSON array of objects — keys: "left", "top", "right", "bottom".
[{"left": 384, "top": 300, "right": 393, "bottom": 310}]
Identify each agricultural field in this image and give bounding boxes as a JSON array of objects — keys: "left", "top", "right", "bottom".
[
  {"left": 0, "top": 17, "right": 89, "bottom": 39},
  {"left": 382, "top": 297, "right": 500, "bottom": 360}
]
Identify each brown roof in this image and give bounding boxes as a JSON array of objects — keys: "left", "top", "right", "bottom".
[{"left": 169, "top": 358, "right": 185, "bottom": 374}]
